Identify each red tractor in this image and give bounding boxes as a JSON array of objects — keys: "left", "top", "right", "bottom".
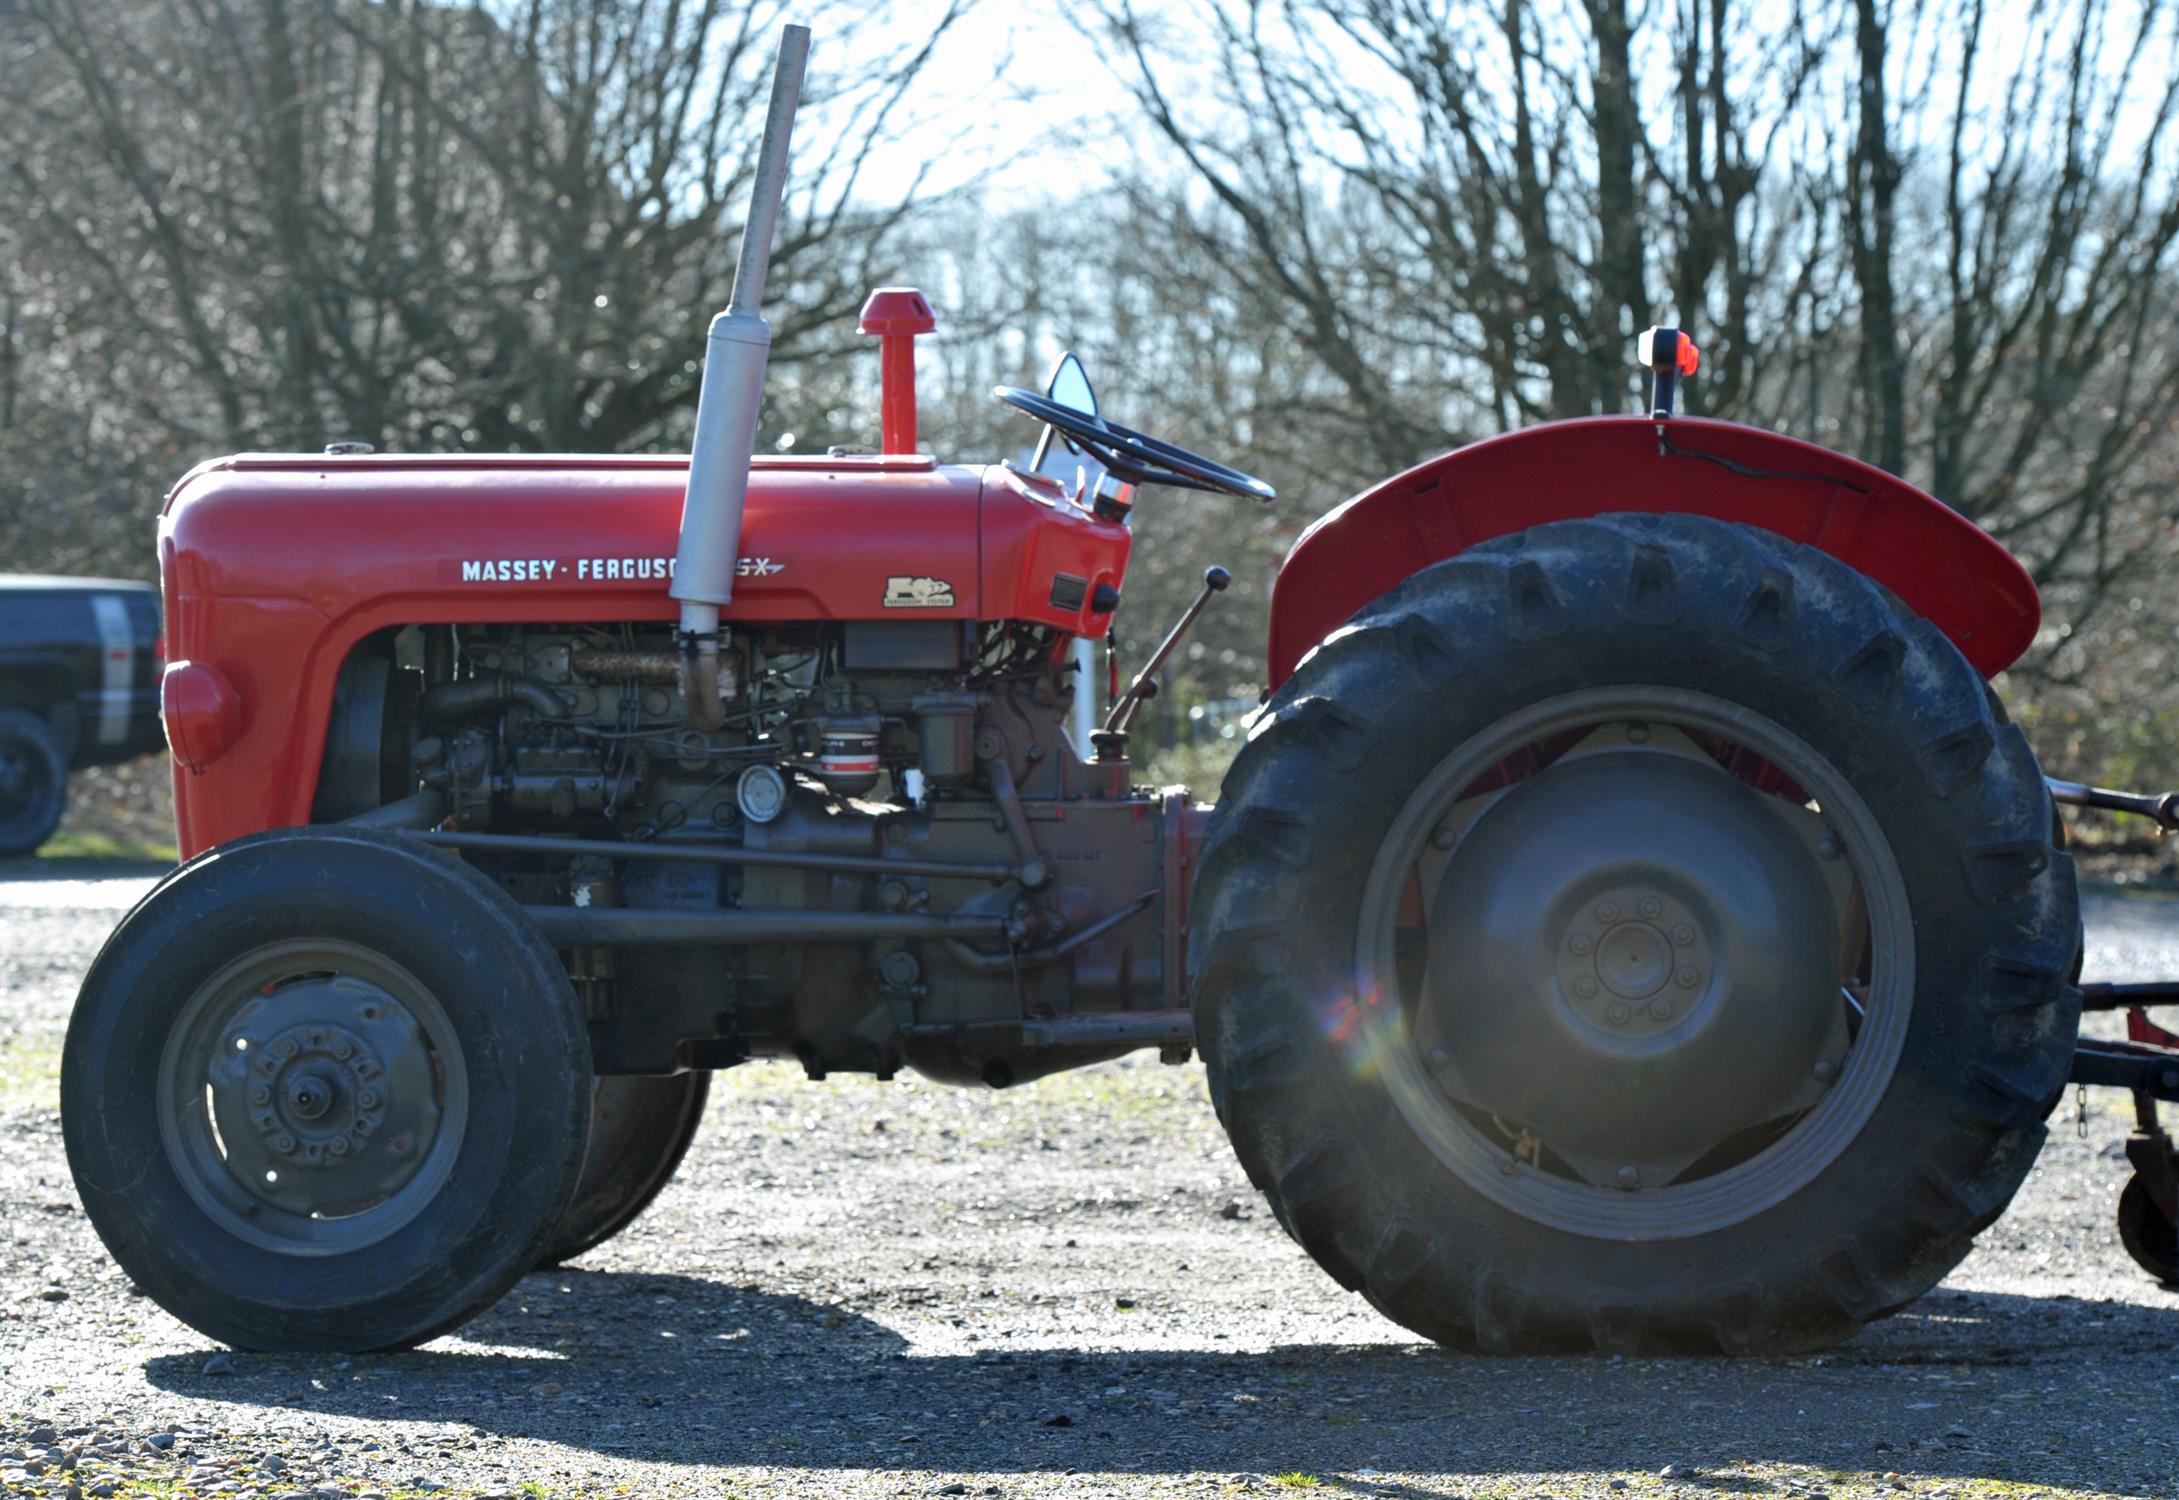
[{"left": 63, "top": 28, "right": 2178, "bottom": 1354}]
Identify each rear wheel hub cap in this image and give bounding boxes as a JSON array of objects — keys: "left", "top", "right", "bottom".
[{"left": 1419, "top": 743, "right": 1842, "bottom": 1177}]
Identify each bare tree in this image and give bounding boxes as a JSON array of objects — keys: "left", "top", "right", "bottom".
[{"left": 0, "top": 0, "right": 961, "bottom": 571}]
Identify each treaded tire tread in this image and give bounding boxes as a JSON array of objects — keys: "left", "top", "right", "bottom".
[{"left": 1191, "top": 514, "right": 2080, "bottom": 1354}]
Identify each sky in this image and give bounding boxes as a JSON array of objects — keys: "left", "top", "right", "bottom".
[
  {"left": 848, "top": 2, "right": 1150, "bottom": 199},
  {"left": 836, "top": 0, "right": 2172, "bottom": 208}
]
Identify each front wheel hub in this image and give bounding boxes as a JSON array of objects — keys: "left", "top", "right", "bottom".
[
  {"left": 161, "top": 950, "right": 465, "bottom": 1248},
  {"left": 210, "top": 981, "right": 441, "bottom": 1214},
  {"left": 1420, "top": 741, "right": 1844, "bottom": 1177}
]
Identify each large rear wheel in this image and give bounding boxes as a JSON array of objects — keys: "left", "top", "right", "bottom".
[
  {"left": 63, "top": 827, "right": 593, "bottom": 1351},
  {"left": 1193, "top": 515, "right": 2079, "bottom": 1352}
]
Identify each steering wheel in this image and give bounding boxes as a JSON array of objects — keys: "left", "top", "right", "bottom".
[{"left": 993, "top": 386, "right": 1276, "bottom": 504}]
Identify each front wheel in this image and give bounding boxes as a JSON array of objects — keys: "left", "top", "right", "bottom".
[
  {"left": 63, "top": 827, "right": 593, "bottom": 1351},
  {"left": 537, "top": 1073, "right": 710, "bottom": 1266},
  {"left": 1193, "top": 515, "right": 2079, "bottom": 1352}
]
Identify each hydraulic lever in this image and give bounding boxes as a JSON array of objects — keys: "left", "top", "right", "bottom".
[{"left": 1091, "top": 565, "right": 1230, "bottom": 760}]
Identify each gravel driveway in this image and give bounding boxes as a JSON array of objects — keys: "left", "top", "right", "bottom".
[{"left": 2, "top": 863, "right": 2174, "bottom": 1500}]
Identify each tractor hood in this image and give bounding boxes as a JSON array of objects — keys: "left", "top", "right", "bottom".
[{"left": 161, "top": 451, "right": 986, "bottom": 626}]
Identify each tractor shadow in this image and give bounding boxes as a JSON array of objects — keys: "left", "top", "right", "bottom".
[{"left": 143, "top": 1274, "right": 2175, "bottom": 1487}]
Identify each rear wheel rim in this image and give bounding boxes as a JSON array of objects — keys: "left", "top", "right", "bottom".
[
  {"left": 1353, "top": 685, "right": 1912, "bottom": 1240},
  {"left": 155, "top": 938, "right": 470, "bottom": 1255}
]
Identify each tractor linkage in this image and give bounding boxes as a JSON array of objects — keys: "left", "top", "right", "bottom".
[{"left": 2048, "top": 776, "right": 2179, "bottom": 1279}]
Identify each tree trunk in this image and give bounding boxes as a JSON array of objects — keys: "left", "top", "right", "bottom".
[{"left": 1847, "top": 0, "right": 1906, "bottom": 475}]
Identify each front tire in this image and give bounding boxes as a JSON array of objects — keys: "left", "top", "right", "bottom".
[
  {"left": 63, "top": 827, "right": 593, "bottom": 1351},
  {"left": 537, "top": 1073, "right": 709, "bottom": 1266},
  {"left": 1193, "top": 515, "right": 2079, "bottom": 1352}
]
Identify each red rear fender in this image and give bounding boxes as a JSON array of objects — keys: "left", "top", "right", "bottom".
[{"left": 1267, "top": 416, "right": 2039, "bottom": 687}]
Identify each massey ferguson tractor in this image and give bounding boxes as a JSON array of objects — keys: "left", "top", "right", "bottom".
[{"left": 62, "top": 27, "right": 2179, "bottom": 1355}]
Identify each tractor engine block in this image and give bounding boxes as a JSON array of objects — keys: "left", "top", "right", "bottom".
[{"left": 316, "top": 619, "right": 1190, "bottom": 1088}]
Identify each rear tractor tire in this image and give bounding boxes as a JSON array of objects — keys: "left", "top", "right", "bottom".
[
  {"left": 63, "top": 827, "right": 594, "bottom": 1352},
  {"left": 537, "top": 1072, "right": 710, "bottom": 1266},
  {"left": 1193, "top": 514, "right": 2080, "bottom": 1353}
]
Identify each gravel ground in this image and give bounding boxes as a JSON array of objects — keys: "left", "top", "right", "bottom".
[{"left": 1, "top": 866, "right": 2174, "bottom": 1500}]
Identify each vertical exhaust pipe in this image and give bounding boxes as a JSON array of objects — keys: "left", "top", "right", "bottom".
[{"left": 672, "top": 23, "right": 811, "bottom": 729}]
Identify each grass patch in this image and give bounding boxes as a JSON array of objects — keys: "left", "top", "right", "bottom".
[
  {"left": 0, "top": 1030, "right": 62, "bottom": 1112},
  {"left": 37, "top": 827, "right": 178, "bottom": 863},
  {"left": 1270, "top": 1475, "right": 1322, "bottom": 1490}
]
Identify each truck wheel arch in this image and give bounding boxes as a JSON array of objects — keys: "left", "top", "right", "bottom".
[{"left": 1267, "top": 416, "right": 2040, "bottom": 688}]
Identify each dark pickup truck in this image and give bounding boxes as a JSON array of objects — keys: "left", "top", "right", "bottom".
[{"left": 0, "top": 575, "right": 164, "bottom": 855}]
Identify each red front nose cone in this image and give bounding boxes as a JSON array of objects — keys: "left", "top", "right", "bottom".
[{"left": 162, "top": 660, "right": 243, "bottom": 771}]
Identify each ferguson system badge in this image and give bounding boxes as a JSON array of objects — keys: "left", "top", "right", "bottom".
[{"left": 883, "top": 575, "right": 956, "bottom": 608}]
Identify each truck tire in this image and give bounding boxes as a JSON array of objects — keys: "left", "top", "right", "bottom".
[
  {"left": 0, "top": 709, "right": 67, "bottom": 856},
  {"left": 62, "top": 826, "right": 592, "bottom": 1352},
  {"left": 538, "top": 1073, "right": 710, "bottom": 1265},
  {"left": 1192, "top": 515, "right": 2079, "bottom": 1353}
]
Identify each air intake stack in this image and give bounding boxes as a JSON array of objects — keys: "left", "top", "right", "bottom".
[{"left": 671, "top": 23, "right": 810, "bottom": 730}]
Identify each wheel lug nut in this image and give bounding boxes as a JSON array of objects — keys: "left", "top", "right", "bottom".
[
  {"left": 1671, "top": 924, "right": 1695, "bottom": 946},
  {"left": 1606, "top": 1003, "right": 1629, "bottom": 1025},
  {"left": 1812, "top": 1058, "right": 1837, "bottom": 1083},
  {"left": 249, "top": 1085, "right": 270, "bottom": 1106},
  {"left": 1616, "top": 1164, "right": 1639, "bottom": 1187},
  {"left": 1573, "top": 976, "right": 1598, "bottom": 998},
  {"left": 1626, "top": 723, "right": 1650, "bottom": 744},
  {"left": 1425, "top": 1047, "right": 1451, "bottom": 1070},
  {"left": 1569, "top": 933, "right": 1593, "bottom": 955},
  {"left": 1676, "top": 966, "right": 1700, "bottom": 989},
  {"left": 1648, "top": 999, "right": 1674, "bottom": 1021},
  {"left": 1596, "top": 901, "right": 1620, "bottom": 923},
  {"left": 1430, "top": 823, "right": 1457, "bottom": 850},
  {"left": 1638, "top": 896, "right": 1661, "bottom": 919},
  {"left": 1818, "top": 835, "right": 1842, "bottom": 860},
  {"left": 274, "top": 1133, "right": 296, "bottom": 1154},
  {"left": 357, "top": 1089, "right": 380, "bottom": 1110}
]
